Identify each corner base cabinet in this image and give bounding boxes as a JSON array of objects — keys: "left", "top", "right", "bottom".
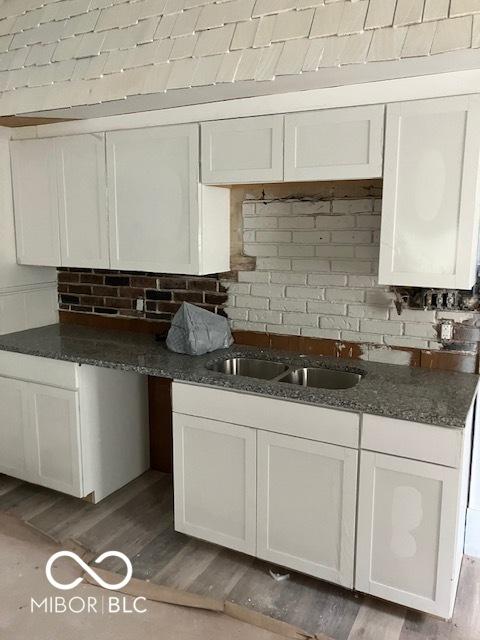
[
  {"left": 0, "top": 351, "right": 149, "bottom": 502},
  {"left": 172, "top": 382, "right": 474, "bottom": 619}
]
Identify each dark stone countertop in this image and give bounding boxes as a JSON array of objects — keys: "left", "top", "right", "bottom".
[{"left": 0, "top": 324, "right": 477, "bottom": 429}]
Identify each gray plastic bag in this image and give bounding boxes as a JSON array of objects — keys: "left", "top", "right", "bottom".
[{"left": 166, "top": 302, "right": 233, "bottom": 355}]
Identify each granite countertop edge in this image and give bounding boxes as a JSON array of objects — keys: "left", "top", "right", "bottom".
[{"left": 0, "top": 324, "right": 477, "bottom": 430}]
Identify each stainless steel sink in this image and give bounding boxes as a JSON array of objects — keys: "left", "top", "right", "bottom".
[
  {"left": 207, "top": 357, "right": 288, "bottom": 380},
  {"left": 278, "top": 367, "right": 361, "bottom": 390}
]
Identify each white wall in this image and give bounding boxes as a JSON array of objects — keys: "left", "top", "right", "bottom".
[{"left": 0, "top": 0, "right": 479, "bottom": 116}]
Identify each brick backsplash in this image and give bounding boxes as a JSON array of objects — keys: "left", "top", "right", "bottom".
[
  {"left": 58, "top": 268, "right": 228, "bottom": 323},
  {"left": 222, "top": 196, "right": 480, "bottom": 361}
]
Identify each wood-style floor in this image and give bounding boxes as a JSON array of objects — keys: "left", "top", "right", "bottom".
[{"left": 0, "top": 470, "right": 478, "bottom": 640}]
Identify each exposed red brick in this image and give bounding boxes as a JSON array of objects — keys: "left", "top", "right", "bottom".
[
  {"left": 173, "top": 291, "right": 203, "bottom": 303},
  {"left": 68, "top": 284, "right": 92, "bottom": 295},
  {"left": 104, "top": 297, "right": 134, "bottom": 309},
  {"left": 188, "top": 278, "right": 217, "bottom": 291},
  {"left": 80, "top": 274, "right": 104, "bottom": 285},
  {"left": 80, "top": 295, "right": 105, "bottom": 306},
  {"left": 92, "top": 285, "right": 118, "bottom": 296},
  {"left": 131, "top": 276, "right": 157, "bottom": 288},
  {"left": 157, "top": 277, "right": 187, "bottom": 290},
  {"left": 58, "top": 272, "right": 80, "bottom": 283}
]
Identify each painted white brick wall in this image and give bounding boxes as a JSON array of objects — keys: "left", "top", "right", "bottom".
[
  {"left": 0, "top": 0, "right": 478, "bottom": 115},
  {"left": 222, "top": 198, "right": 479, "bottom": 355}
]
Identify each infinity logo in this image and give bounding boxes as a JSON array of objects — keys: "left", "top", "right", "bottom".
[{"left": 46, "top": 551, "right": 133, "bottom": 591}]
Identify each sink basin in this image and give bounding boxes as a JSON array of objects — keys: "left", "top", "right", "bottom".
[
  {"left": 207, "top": 357, "right": 288, "bottom": 380},
  {"left": 278, "top": 367, "right": 361, "bottom": 390}
]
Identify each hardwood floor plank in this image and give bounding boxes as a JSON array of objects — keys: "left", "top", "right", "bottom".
[
  {"left": 131, "top": 527, "right": 191, "bottom": 581},
  {"left": 347, "top": 599, "right": 405, "bottom": 640},
  {"left": 27, "top": 494, "right": 87, "bottom": 538},
  {"left": 77, "top": 475, "right": 171, "bottom": 553},
  {"left": 189, "top": 547, "right": 255, "bottom": 599},
  {"left": 154, "top": 538, "right": 222, "bottom": 591},
  {"left": 0, "top": 474, "right": 22, "bottom": 496},
  {"left": 47, "top": 471, "right": 164, "bottom": 542},
  {"left": 2, "top": 473, "right": 479, "bottom": 640}
]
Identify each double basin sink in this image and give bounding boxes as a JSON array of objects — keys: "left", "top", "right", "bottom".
[{"left": 207, "top": 357, "right": 362, "bottom": 390}]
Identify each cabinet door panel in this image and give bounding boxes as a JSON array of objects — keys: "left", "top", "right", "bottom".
[
  {"left": 10, "top": 138, "right": 60, "bottom": 266},
  {"left": 257, "top": 431, "right": 357, "bottom": 587},
  {"left": 284, "top": 105, "right": 384, "bottom": 181},
  {"left": 0, "top": 376, "right": 29, "bottom": 480},
  {"left": 173, "top": 413, "right": 256, "bottom": 554},
  {"left": 379, "top": 95, "right": 480, "bottom": 288},
  {"left": 28, "top": 384, "right": 83, "bottom": 497},
  {"left": 356, "top": 451, "right": 459, "bottom": 617},
  {"left": 201, "top": 115, "right": 284, "bottom": 184},
  {"left": 107, "top": 124, "right": 199, "bottom": 274},
  {"left": 57, "top": 133, "right": 108, "bottom": 268}
]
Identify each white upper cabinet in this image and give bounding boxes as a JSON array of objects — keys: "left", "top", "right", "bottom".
[
  {"left": 107, "top": 124, "right": 229, "bottom": 275},
  {"left": 11, "top": 138, "right": 61, "bottom": 267},
  {"left": 284, "top": 105, "right": 384, "bottom": 181},
  {"left": 57, "top": 134, "right": 108, "bottom": 268},
  {"left": 11, "top": 134, "right": 108, "bottom": 269},
  {"left": 378, "top": 95, "right": 480, "bottom": 289},
  {"left": 201, "top": 115, "right": 284, "bottom": 184},
  {"left": 257, "top": 430, "right": 357, "bottom": 588}
]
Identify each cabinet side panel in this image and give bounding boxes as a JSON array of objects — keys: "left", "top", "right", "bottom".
[{"left": 79, "top": 365, "right": 149, "bottom": 502}]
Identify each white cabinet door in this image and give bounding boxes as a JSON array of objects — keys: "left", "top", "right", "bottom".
[
  {"left": 201, "top": 115, "right": 284, "bottom": 184},
  {"left": 107, "top": 124, "right": 201, "bottom": 274},
  {"left": 173, "top": 413, "right": 256, "bottom": 555},
  {"left": 0, "top": 376, "right": 29, "bottom": 480},
  {"left": 28, "top": 384, "right": 83, "bottom": 497},
  {"left": 284, "top": 105, "right": 384, "bottom": 181},
  {"left": 356, "top": 451, "right": 460, "bottom": 618},
  {"left": 10, "top": 138, "right": 61, "bottom": 266},
  {"left": 257, "top": 431, "right": 357, "bottom": 587},
  {"left": 57, "top": 133, "right": 109, "bottom": 268},
  {"left": 378, "top": 95, "right": 480, "bottom": 289}
]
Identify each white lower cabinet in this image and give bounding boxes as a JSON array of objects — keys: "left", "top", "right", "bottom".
[
  {"left": 28, "top": 384, "right": 82, "bottom": 497},
  {"left": 173, "top": 414, "right": 256, "bottom": 555},
  {"left": 172, "top": 383, "right": 472, "bottom": 618},
  {"left": 0, "top": 376, "right": 30, "bottom": 481},
  {"left": 0, "top": 351, "right": 149, "bottom": 502},
  {"left": 256, "top": 431, "right": 357, "bottom": 587},
  {"left": 356, "top": 451, "right": 461, "bottom": 618}
]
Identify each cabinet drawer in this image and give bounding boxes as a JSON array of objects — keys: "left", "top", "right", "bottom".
[
  {"left": 172, "top": 382, "right": 359, "bottom": 449},
  {"left": 362, "top": 414, "right": 464, "bottom": 468},
  {"left": 0, "top": 351, "right": 78, "bottom": 389},
  {"left": 201, "top": 115, "right": 284, "bottom": 184}
]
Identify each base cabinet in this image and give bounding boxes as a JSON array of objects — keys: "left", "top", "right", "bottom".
[
  {"left": 28, "top": 384, "right": 82, "bottom": 497},
  {"left": 0, "top": 376, "right": 29, "bottom": 481},
  {"left": 0, "top": 351, "right": 149, "bottom": 502},
  {"left": 257, "top": 431, "right": 357, "bottom": 588},
  {"left": 172, "top": 383, "right": 472, "bottom": 618},
  {"left": 355, "top": 451, "right": 461, "bottom": 618},
  {"left": 173, "top": 414, "right": 256, "bottom": 554}
]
